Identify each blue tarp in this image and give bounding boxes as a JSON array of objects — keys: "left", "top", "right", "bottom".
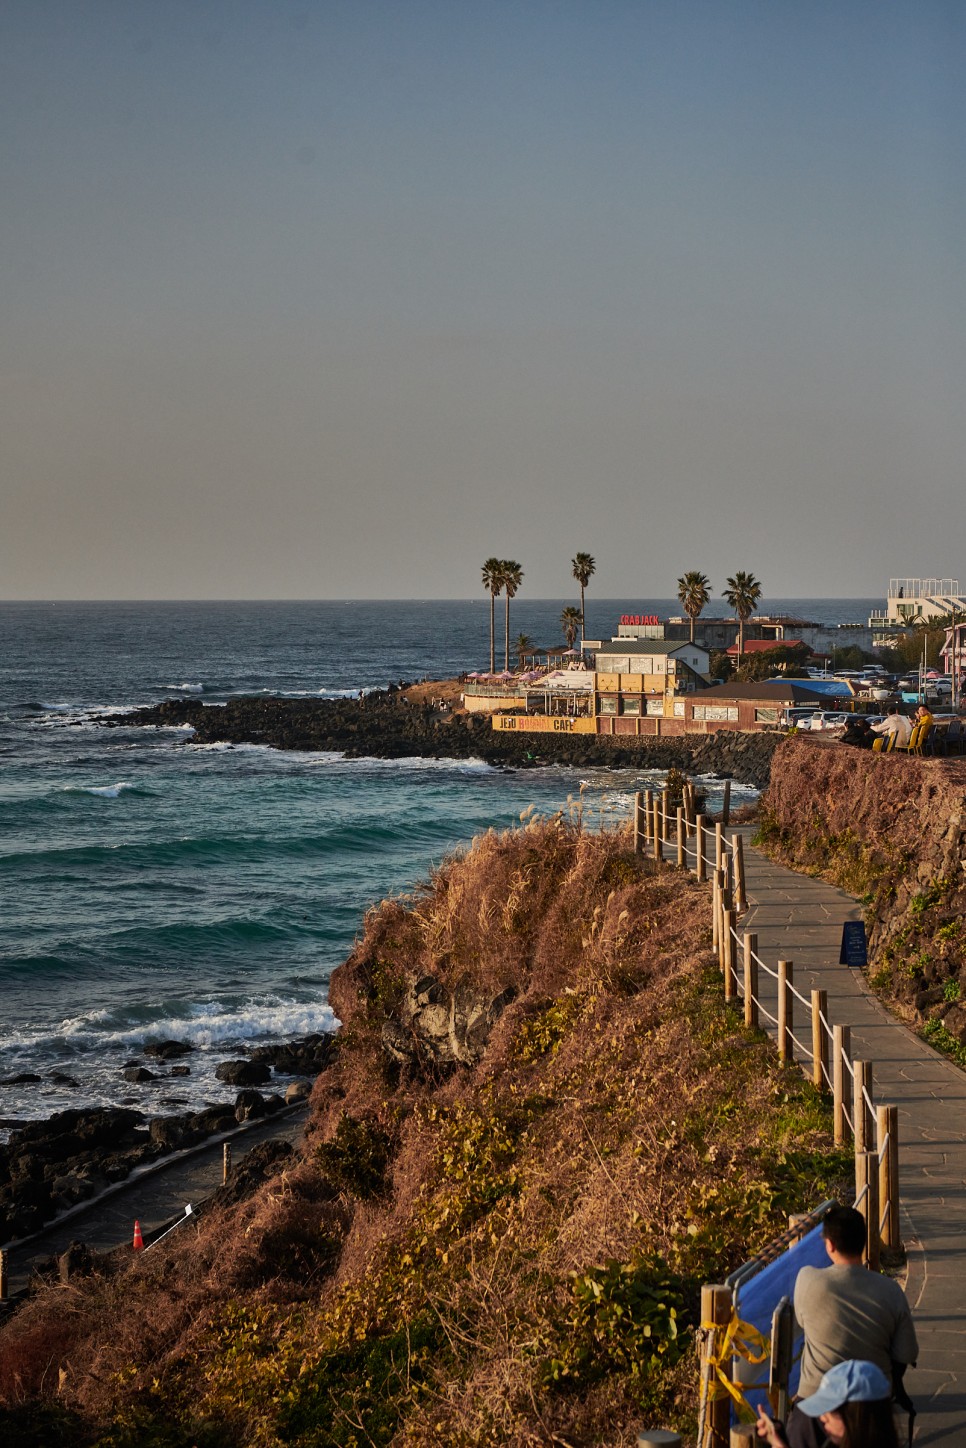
[
  {"left": 731, "top": 1224, "right": 830, "bottom": 1404},
  {"left": 763, "top": 678, "right": 853, "bottom": 698}
]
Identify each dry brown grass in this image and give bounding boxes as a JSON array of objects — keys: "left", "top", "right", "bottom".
[{"left": 0, "top": 815, "right": 849, "bottom": 1448}]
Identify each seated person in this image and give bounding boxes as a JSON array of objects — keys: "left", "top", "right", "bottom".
[
  {"left": 840, "top": 718, "right": 873, "bottom": 748},
  {"left": 870, "top": 707, "right": 912, "bottom": 747},
  {"left": 756, "top": 1359, "right": 898, "bottom": 1447}
]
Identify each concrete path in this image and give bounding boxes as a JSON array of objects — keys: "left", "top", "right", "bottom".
[
  {"left": 2, "top": 1105, "right": 309, "bottom": 1299},
  {"left": 732, "top": 831, "right": 966, "bottom": 1444}
]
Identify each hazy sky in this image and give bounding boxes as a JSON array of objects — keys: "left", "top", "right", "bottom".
[{"left": 2, "top": 1, "right": 963, "bottom": 600}]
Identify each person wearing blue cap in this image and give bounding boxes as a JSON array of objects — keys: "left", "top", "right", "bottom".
[
  {"left": 790, "top": 1205, "right": 917, "bottom": 1447},
  {"left": 756, "top": 1359, "right": 899, "bottom": 1447}
]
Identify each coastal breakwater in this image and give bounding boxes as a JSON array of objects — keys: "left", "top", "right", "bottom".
[
  {"left": 759, "top": 736, "right": 966, "bottom": 1042},
  {"left": 105, "top": 690, "right": 783, "bottom": 788},
  {"left": 0, "top": 814, "right": 848, "bottom": 1447}
]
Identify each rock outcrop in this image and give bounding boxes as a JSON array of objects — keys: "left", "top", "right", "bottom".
[{"left": 102, "top": 691, "right": 780, "bottom": 785}]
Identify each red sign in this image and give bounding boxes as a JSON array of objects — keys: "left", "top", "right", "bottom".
[{"left": 620, "top": 614, "right": 660, "bottom": 626}]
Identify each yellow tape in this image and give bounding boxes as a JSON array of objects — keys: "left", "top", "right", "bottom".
[{"left": 700, "top": 1312, "right": 771, "bottom": 1412}]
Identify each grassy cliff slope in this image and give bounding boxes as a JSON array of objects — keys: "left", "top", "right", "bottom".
[{"left": 0, "top": 813, "right": 849, "bottom": 1448}]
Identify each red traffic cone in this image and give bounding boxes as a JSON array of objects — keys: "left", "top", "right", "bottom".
[{"left": 132, "top": 1219, "right": 144, "bottom": 1251}]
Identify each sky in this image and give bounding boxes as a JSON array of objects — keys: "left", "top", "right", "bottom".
[{"left": 1, "top": 0, "right": 964, "bottom": 600}]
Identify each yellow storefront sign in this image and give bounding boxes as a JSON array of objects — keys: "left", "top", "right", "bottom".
[{"left": 492, "top": 714, "right": 597, "bottom": 734}]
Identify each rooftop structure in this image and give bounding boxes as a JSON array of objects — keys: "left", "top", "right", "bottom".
[{"left": 870, "top": 579, "right": 966, "bottom": 630}]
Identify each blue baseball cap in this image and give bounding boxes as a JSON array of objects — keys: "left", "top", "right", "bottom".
[{"left": 798, "top": 1360, "right": 892, "bottom": 1417}]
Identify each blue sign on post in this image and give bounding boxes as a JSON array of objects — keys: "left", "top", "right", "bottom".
[{"left": 839, "top": 921, "right": 868, "bottom": 967}]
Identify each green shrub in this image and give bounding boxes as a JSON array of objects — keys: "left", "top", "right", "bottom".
[{"left": 317, "top": 1113, "right": 392, "bottom": 1200}]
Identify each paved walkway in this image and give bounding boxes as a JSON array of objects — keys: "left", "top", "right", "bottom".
[
  {"left": 2, "top": 1105, "right": 309, "bottom": 1298},
  {"left": 733, "top": 832, "right": 966, "bottom": 1444}
]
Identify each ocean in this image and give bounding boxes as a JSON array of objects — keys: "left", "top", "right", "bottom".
[{"left": 0, "top": 598, "right": 873, "bottom": 1128}]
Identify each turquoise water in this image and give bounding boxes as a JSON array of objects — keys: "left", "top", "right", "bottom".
[{"left": 0, "top": 600, "right": 863, "bottom": 1123}]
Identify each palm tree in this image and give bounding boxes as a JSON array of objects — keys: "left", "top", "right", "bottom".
[
  {"left": 515, "top": 633, "right": 535, "bottom": 671},
  {"left": 677, "top": 571, "right": 711, "bottom": 644},
  {"left": 572, "top": 552, "right": 596, "bottom": 641},
  {"left": 722, "top": 571, "right": 763, "bottom": 659},
  {"left": 499, "top": 560, "right": 524, "bottom": 671},
  {"left": 481, "top": 558, "right": 503, "bottom": 674},
  {"left": 561, "top": 606, "right": 583, "bottom": 651}
]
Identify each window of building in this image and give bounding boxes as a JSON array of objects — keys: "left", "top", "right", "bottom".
[
  {"left": 621, "top": 696, "right": 641, "bottom": 716},
  {"left": 599, "top": 695, "right": 619, "bottom": 714},
  {"left": 754, "top": 707, "right": 779, "bottom": 723},
  {"left": 693, "top": 704, "right": 739, "bottom": 722},
  {"left": 646, "top": 697, "right": 664, "bottom": 715}
]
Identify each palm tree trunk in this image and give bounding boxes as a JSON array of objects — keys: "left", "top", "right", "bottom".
[
  {"left": 504, "top": 594, "right": 510, "bottom": 671},
  {"left": 690, "top": 613, "right": 695, "bottom": 644},
  {"left": 489, "top": 594, "right": 495, "bottom": 674},
  {"left": 739, "top": 617, "right": 744, "bottom": 658},
  {"left": 580, "top": 584, "right": 585, "bottom": 641}
]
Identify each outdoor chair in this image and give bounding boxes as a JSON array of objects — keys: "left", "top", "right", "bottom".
[
  {"left": 894, "top": 722, "right": 922, "bottom": 755},
  {"left": 912, "top": 725, "right": 933, "bottom": 756},
  {"left": 945, "top": 718, "right": 964, "bottom": 754},
  {"left": 872, "top": 737, "right": 885, "bottom": 753}
]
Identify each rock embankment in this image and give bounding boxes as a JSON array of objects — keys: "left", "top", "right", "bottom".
[
  {"left": 104, "top": 690, "right": 782, "bottom": 787},
  {"left": 0, "top": 1034, "right": 335, "bottom": 1244},
  {"left": 760, "top": 735, "right": 966, "bottom": 1033}
]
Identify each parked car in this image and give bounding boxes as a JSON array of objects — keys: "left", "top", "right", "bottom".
[{"left": 808, "top": 711, "right": 851, "bottom": 731}]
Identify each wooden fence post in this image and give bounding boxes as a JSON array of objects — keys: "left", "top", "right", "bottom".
[
  {"left": 889, "top": 1103, "right": 900, "bottom": 1250},
  {"left": 695, "top": 816, "right": 706, "bottom": 881},
  {"left": 732, "top": 833, "right": 747, "bottom": 912},
  {"left": 223, "top": 1142, "right": 232, "bottom": 1184},
  {"left": 877, "top": 1103, "right": 899, "bottom": 1250},
  {"left": 722, "top": 779, "right": 731, "bottom": 828},
  {"left": 676, "top": 807, "right": 685, "bottom": 867},
  {"left": 661, "top": 788, "right": 670, "bottom": 842},
  {"left": 644, "top": 789, "right": 653, "bottom": 842},
  {"left": 634, "top": 791, "right": 643, "bottom": 855},
  {"left": 743, "top": 932, "right": 759, "bottom": 1030},
  {"left": 0, "top": 1247, "right": 7, "bottom": 1301},
  {"left": 715, "top": 821, "right": 724, "bottom": 874},
  {"left": 777, "top": 960, "right": 793, "bottom": 1063},
  {"left": 833, "top": 1024, "right": 852, "bottom": 1145},
  {"left": 723, "top": 908, "right": 737, "bottom": 1000},
  {"left": 854, "top": 1061, "right": 872, "bottom": 1155},
  {"left": 699, "top": 1283, "right": 734, "bottom": 1448},
  {"left": 811, "top": 989, "right": 828, "bottom": 1092},
  {"left": 855, "top": 1147, "right": 881, "bottom": 1270},
  {"left": 652, "top": 797, "right": 662, "bottom": 863}
]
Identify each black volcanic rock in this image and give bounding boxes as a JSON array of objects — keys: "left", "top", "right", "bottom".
[
  {"left": 100, "top": 689, "right": 781, "bottom": 787},
  {"left": 216, "top": 1060, "right": 272, "bottom": 1087},
  {"left": 143, "top": 1039, "right": 193, "bottom": 1060}
]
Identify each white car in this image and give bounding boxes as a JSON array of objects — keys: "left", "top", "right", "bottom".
[{"left": 808, "top": 711, "right": 851, "bottom": 731}]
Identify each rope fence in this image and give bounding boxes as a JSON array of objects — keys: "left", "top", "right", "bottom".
[{"left": 633, "top": 785, "right": 902, "bottom": 1448}]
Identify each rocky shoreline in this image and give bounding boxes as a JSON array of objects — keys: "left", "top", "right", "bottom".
[
  {"left": 102, "top": 687, "right": 783, "bottom": 789},
  {"left": 0, "top": 1033, "right": 334, "bottom": 1245},
  {"left": 3, "top": 693, "right": 779, "bottom": 1247}
]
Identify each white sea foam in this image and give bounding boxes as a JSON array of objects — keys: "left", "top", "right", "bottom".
[
  {"left": 163, "top": 682, "right": 204, "bottom": 693},
  {"left": 7, "top": 998, "right": 340, "bottom": 1055},
  {"left": 62, "top": 782, "right": 140, "bottom": 799}
]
